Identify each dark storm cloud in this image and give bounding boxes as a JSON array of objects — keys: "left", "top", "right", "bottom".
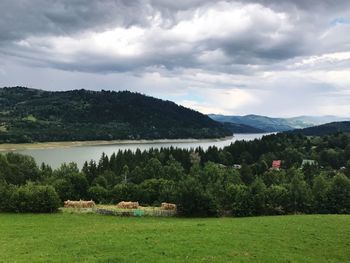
[
  {"left": 0, "top": 0, "right": 152, "bottom": 42},
  {"left": 1, "top": 0, "right": 349, "bottom": 73}
]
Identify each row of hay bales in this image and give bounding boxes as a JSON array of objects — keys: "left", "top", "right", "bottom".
[
  {"left": 63, "top": 200, "right": 177, "bottom": 216},
  {"left": 64, "top": 200, "right": 96, "bottom": 208}
]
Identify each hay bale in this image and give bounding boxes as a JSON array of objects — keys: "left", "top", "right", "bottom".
[
  {"left": 64, "top": 200, "right": 96, "bottom": 209},
  {"left": 116, "top": 201, "right": 139, "bottom": 209},
  {"left": 161, "top": 202, "right": 177, "bottom": 210}
]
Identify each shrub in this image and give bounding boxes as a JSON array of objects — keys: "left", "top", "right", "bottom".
[
  {"left": 0, "top": 181, "right": 15, "bottom": 211},
  {"left": 228, "top": 184, "right": 252, "bottom": 217},
  {"left": 176, "top": 178, "right": 219, "bottom": 217},
  {"left": 88, "top": 185, "right": 108, "bottom": 204},
  {"left": 7, "top": 183, "right": 60, "bottom": 213},
  {"left": 328, "top": 174, "right": 350, "bottom": 214},
  {"left": 265, "top": 185, "right": 289, "bottom": 215}
]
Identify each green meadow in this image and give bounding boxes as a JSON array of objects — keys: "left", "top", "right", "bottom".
[{"left": 0, "top": 214, "right": 349, "bottom": 262}]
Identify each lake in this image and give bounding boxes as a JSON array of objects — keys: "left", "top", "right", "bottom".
[{"left": 14, "top": 133, "right": 270, "bottom": 169}]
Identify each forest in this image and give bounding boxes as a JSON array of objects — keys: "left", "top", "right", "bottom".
[
  {"left": 0, "top": 87, "right": 230, "bottom": 143},
  {"left": 291, "top": 121, "right": 350, "bottom": 136},
  {"left": 1, "top": 132, "right": 350, "bottom": 216}
]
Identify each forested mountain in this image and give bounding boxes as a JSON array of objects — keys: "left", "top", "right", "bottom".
[
  {"left": 222, "top": 122, "right": 265, "bottom": 133},
  {"left": 0, "top": 87, "right": 231, "bottom": 143},
  {"left": 210, "top": 114, "right": 350, "bottom": 132},
  {"left": 291, "top": 121, "right": 350, "bottom": 136},
  {"left": 210, "top": 114, "right": 294, "bottom": 132}
]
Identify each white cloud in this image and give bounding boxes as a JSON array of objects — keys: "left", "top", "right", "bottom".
[{"left": 179, "top": 87, "right": 258, "bottom": 114}]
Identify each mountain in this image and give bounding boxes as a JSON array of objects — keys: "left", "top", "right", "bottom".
[
  {"left": 284, "top": 116, "right": 350, "bottom": 129},
  {"left": 221, "top": 122, "right": 266, "bottom": 134},
  {"left": 209, "top": 114, "right": 350, "bottom": 132},
  {"left": 290, "top": 121, "right": 350, "bottom": 136},
  {"left": 0, "top": 87, "right": 231, "bottom": 143},
  {"left": 209, "top": 114, "right": 293, "bottom": 132}
]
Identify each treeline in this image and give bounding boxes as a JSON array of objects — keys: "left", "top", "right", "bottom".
[{"left": 1, "top": 132, "right": 350, "bottom": 216}]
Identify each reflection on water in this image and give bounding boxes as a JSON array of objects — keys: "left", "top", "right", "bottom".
[{"left": 15, "top": 133, "right": 270, "bottom": 169}]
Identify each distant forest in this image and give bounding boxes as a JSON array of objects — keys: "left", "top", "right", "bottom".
[
  {"left": 1, "top": 132, "right": 350, "bottom": 216},
  {"left": 0, "top": 87, "right": 231, "bottom": 143},
  {"left": 291, "top": 121, "right": 350, "bottom": 136}
]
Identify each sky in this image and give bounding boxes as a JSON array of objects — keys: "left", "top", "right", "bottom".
[{"left": 0, "top": 0, "right": 350, "bottom": 117}]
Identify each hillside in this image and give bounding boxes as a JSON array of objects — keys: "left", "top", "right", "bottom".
[
  {"left": 221, "top": 122, "right": 265, "bottom": 133},
  {"left": 0, "top": 87, "right": 231, "bottom": 143},
  {"left": 290, "top": 121, "right": 350, "bottom": 136},
  {"left": 210, "top": 114, "right": 293, "bottom": 132},
  {"left": 1, "top": 214, "right": 349, "bottom": 262},
  {"left": 209, "top": 114, "right": 350, "bottom": 132}
]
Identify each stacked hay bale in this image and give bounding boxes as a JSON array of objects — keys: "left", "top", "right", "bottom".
[
  {"left": 161, "top": 202, "right": 177, "bottom": 210},
  {"left": 116, "top": 201, "right": 139, "bottom": 209},
  {"left": 64, "top": 200, "right": 96, "bottom": 208}
]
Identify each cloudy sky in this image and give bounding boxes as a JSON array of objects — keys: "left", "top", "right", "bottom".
[{"left": 1, "top": 0, "right": 350, "bottom": 117}]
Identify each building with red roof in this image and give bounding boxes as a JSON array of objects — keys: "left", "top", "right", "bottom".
[{"left": 272, "top": 160, "right": 281, "bottom": 170}]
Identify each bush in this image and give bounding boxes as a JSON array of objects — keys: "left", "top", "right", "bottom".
[
  {"left": 228, "top": 184, "right": 252, "bottom": 217},
  {"left": 265, "top": 185, "right": 289, "bottom": 215},
  {"left": 176, "top": 178, "right": 219, "bottom": 217},
  {"left": 88, "top": 185, "right": 108, "bottom": 204},
  {"left": 328, "top": 174, "right": 350, "bottom": 214},
  {"left": 6, "top": 183, "right": 60, "bottom": 213},
  {"left": 0, "top": 181, "right": 15, "bottom": 211}
]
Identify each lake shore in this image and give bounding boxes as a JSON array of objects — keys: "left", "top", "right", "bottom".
[{"left": 0, "top": 136, "right": 234, "bottom": 152}]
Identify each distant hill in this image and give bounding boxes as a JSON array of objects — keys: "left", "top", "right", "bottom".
[
  {"left": 0, "top": 87, "right": 231, "bottom": 143},
  {"left": 209, "top": 114, "right": 350, "bottom": 132},
  {"left": 284, "top": 115, "right": 350, "bottom": 129},
  {"left": 221, "top": 122, "right": 265, "bottom": 133},
  {"left": 290, "top": 121, "right": 350, "bottom": 136},
  {"left": 209, "top": 114, "right": 294, "bottom": 132}
]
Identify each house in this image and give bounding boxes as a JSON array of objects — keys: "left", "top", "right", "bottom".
[{"left": 271, "top": 160, "right": 281, "bottom": 170}]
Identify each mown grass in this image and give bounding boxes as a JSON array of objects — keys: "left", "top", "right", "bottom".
[{"left": 0, "top": 214, "right": 349, "bottom": 262}]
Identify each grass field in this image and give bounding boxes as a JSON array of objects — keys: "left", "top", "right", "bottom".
[{"left": 0, "top": 214, "right": 349, "bottom": 262}]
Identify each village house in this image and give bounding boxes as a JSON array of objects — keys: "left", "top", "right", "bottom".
[{"left": 271, "top": 160, "right": 282, "bottom": 170}]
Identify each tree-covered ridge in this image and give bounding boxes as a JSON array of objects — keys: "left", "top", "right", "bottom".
[
  {"left": 210, "top": 114, "right": 350, "bottom": 132},
  {"left": 221, "top": 122, "right": 265, "bottom": 133},
  {"left": 0, "top": 87, "right": 231, "bottom": 143},
  {"left": 1, "top": 132, "right": 350, "bottom": 216},
  {"left": 290, "top": 121, "right": 350, "bottom": 136}
]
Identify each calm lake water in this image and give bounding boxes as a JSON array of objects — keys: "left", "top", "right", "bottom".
[{"left": 14, "top": 133, "right": 270, "bottom": 169}]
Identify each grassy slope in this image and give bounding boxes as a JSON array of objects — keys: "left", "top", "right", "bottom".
[{"left": 0, "top": 214, "right": 349, "bottom": 262}]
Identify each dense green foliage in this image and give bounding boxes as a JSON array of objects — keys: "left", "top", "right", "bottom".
[
  {"left": 1, "top": 132, "right": 350, "bottom": 216},
  {"left": 0, "top": 183, "right": 60, "bottom": 213},
  {"left": 291, "top": 121, "right": 350, "bottom": 136},
  {"left": 0, "top": 214, "right": 349, "bottom": 262},
  {"left": 0, "top": 87, "right": 230, "bottom": 143}
]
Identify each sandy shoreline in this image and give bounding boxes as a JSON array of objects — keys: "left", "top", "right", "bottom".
[{"left": 0, "top": 136, "right": 234, "bottom": 152}]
